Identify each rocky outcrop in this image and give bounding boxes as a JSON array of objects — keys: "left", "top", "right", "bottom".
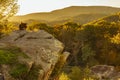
[
  {"left": 91, "top": 65, "right": 120, "bottom": 80},
  {"left": 0, "top": 30, "right": 69, "bottom": 80}
]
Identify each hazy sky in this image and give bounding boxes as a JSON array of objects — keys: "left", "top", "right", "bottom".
[{"left": 17, "top": 0, "right": 120, "bottom": 15}]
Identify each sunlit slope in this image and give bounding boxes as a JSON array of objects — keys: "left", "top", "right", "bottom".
[
  {"left": 49, "top": 13, "right": 109, "bottom": 25},
  {"left": 9, "top": 6, "right": 120, "bottom": 24},
  {"left": 87, "top": 13, "right": 120, "bottom": 25}
]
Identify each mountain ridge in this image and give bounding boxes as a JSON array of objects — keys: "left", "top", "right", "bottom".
[
  {"left": 9, "top": 6, "right": 120, "bottom": 25},
  {"left": 20, "top": 6, "right": 120, "bottom": 15}
]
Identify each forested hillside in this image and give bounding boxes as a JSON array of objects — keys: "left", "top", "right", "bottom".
[
  {"left": 9, "top": 6, "right": 120, "bottom": 25},
  {"left": 0, "top": 6, "right": 120, "bottom": 80},
  {"left": 1, "top": 12, "right": 120, "bottom": 79}
]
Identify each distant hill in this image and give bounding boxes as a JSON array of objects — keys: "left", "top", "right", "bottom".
[
  {"left": 9, "top": 6, "right": 120, "bottom": 25},
  {"left": 49, "top": 13, "right": 109, "bottom": 25},
  {"left": 101, "top": 13, "right": 120, "bottom": 23},
  {"left": 87, "top": 13, "right": 120, "bottom": 24}
]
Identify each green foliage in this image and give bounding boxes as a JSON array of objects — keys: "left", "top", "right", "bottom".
[
  {"left": 0, "top": 46, "right": 28, "bottom": 59},
  {"left": 0, "top": 46, "right": 41, "bottom": 80},
  {"left": 50, "top": 54, "right": 66, "bottom": 79},
  {"left": 0, "top": 0, "right": 18, "bottom": 21},
  {"left": 10, "top": 63, "right": 28, "bottom": 79},
  {"left": 0, "top": 46, "right": 31, "bottom": 79},
  {"left": 27, "top": 22, "right": 54, "bottom": 33},
  {"left": 111, "top": 33, "right": 120, "bottom": 44},
  {"left": 0, "top": 21, "right": 18, "bottom": 35},
  {"left": 76, "top": 20, "right": 120, "bottom": 65},
  {"left": 25, "top": 19, "right": 120, "bottom": 67},
  {"left": 68, "top": 66, "right": 97, "bottom": 80},
  {"left": 83, "top": 66, "right": 92, "bottom": 79},
  {"left": 25, "top": 65, "right": 42, "bottom": 80},
  {"left": 59, "top": 72, "right": 71, "bottom": 80},
  {"left": 0, "top": 46, "right": 27, "bottom": 64},
  {"left": 10, "top": 64, "right": 42, "bottom": 80},
  {"left": 0, "top": 49, "right": 17, "bottom": 64},
  {"left": 81, "top": 44, "right": 95, "bottom": 61},
  {"left": 69, "top": 66, "right": 82, "bottom": 80}
]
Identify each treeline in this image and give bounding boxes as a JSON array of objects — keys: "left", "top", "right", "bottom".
[
  {"left": 0, "top": 21, "right": 18, "bottom": 38},
  {"left": 1, "top": 19, "right": 120, "bottom": 67},
  {"left": 24, "top": 20, "right": 120, "bottom": 67}
]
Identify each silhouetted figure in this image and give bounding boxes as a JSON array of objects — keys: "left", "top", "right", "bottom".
[
  {"left": 19, "top": 22, "right": 27, "bottom": 30},
  {"left": 0, "top": 73, "right": 4, "bottom": 80}
]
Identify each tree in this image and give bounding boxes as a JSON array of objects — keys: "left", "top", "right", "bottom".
[
  {"left": 0, "top": 0, "right": 18, "bottom": 21},
  {"left": 81, "top": 44, "right": 95, "bottom": 66},
  {"left": 69, "top": 66, "right": 82, "bottom": 80}
]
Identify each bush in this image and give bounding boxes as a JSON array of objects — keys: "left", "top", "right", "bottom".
[
  {"left": 10, "top": 63, "right": 28, "bottom": 79},
  {"left": 0, "top": 50, "right": 17, "bottom": 64},
  {"left": 0, "top": 47, "right": 30, "bottom": 79},
  {"left": 59, "top": 72, "right": 71, "bottom": 80},
  {"left": 68, "top": 66, "right": 97, "bottom": 80},
  {"left": 25, "top": 65, "right": 42, "bottom": 80},
  {"left": 68, "top": 66, "right": 83, "bottom": 80},
  {"left": 0, "top": 46, "right": 29, "bottom": 64}
]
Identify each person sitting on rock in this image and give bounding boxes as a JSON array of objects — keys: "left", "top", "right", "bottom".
[{"left": 19, "top": 22, "right": 27, "bottom": 30}]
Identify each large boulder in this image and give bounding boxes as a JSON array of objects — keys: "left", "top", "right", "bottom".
[
  {"left": 0, "top": 30, "right": 68, "bottom": 80},
  {"left": 91, "top": 65, "right": 120, "bottom": 80}
]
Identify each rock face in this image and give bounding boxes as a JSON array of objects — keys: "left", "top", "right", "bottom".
[
  {"left": 0, "top": 30, "right": 67, "bottom": 80},
  {"left": 91, "top": 65, "right": 120, "bottom": 80}
]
